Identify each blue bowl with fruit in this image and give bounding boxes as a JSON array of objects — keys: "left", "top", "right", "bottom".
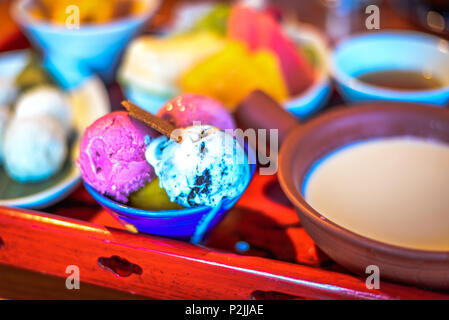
[
  {"left": 81, "top": 95, "right": 256, "bottom": 243},
  {"left": 118, "top": 2, "right": 331, "bottom": 119}
]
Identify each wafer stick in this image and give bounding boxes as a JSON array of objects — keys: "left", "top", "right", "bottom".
[{"left": 122, "top": 100, "right": 182, "bottom": 142}]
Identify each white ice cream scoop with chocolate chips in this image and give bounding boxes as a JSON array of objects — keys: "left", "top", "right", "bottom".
[{"left": 145, "top": 125, "right": 250, "bottom": 208}]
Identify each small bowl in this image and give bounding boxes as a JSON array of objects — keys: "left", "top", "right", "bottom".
[
  {"left": 11, "top": 0, "right": 160, "bottom": 88},
  {"left": 121, "top": 23, "right": 332, "bottom": 117},
  {"left": 332, "top": 31, "right": 449, "bottom": 106},
  {"left": 279, "top": 102, "right": 449, "bottom": 289},
  {"left": 85, "top": 146, "right": 256, "bottom": 243}
]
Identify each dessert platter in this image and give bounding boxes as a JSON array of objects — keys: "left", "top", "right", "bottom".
[{"left": 1, "top": 0, "right": 449, "bottom": 300}]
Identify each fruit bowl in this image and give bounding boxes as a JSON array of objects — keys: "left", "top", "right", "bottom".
[
  {"left": 121, "top": 23, "right": 331, "bottom": 119},
  {"left": 85, "top": 144, "right": 256, "bottom": 243}
]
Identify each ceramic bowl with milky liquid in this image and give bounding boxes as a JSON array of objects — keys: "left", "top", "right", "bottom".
[{"left": 236, "top": 92, "right": 449, "bottom": 290}]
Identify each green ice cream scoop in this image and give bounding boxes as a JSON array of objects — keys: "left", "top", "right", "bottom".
[{"left": 129, "top": 178, "right": 183, "bottom": 211}]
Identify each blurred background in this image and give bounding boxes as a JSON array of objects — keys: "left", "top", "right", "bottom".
[
  {"left": 2, "top": 0, "right": 449, "bottom": 50},
  {"left": 2, "top": 0, "right": 449, "bottom": 110}
]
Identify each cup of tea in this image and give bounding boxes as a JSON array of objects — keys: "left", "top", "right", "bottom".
[{"left": 331, "top": 31, "right": 449, "bottom": 106}]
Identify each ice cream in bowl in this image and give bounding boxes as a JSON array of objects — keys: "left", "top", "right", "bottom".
[{"left": 79, "top": 95, "right": 255, "bottom": 243}]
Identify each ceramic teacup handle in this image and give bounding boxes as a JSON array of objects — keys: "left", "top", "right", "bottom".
[{"left": 235, "top": 90, "right": 300, "bottom": 147}]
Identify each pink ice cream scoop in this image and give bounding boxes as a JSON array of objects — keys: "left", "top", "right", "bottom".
[
  {"left": 77, "top": 111, "right": 156, "bottom": 203},
  {"left": 157, "top": 94, "right": 235, "bottom": 130}
]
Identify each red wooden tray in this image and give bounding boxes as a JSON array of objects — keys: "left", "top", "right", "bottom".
[{"left": 0, "top": 172, "right": 448, "bottom": 300}]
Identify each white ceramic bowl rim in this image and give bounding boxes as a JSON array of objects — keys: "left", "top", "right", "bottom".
[
  {"left": 285, "top": 23, "right": 331, "bottom": 101},
  {"left": 11, "top": 0, "right": 161, "bottom": 33},
  {"left": 331, "top": 30, "right": 449, "bottom": 97}
]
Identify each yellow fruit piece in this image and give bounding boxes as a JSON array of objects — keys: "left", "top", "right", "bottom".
[
  {"left": 92, "top": 2, "right": 115, "bottom": 23},
  {"left": 49, "top": 0, "right": 75, "bottom": 25},
  {"left": 132, "top": 0, "right": 148, "bottom": 15},
  {"left": 29, "top": 8, "right": 46, "bottom": 21},
  {"left": 129, "top": 178, "right": 183, "bottom": 211},
  {"left": 180, "top": 41, "right": 288, "bottom": 111},
  {"left": 43, "top": 0, "right": 117, "bottom": 25}
]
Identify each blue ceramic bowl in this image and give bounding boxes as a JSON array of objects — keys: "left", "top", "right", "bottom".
[
  {"left": 85, "top": 146, "right": 256, "bottom": 243},
  {"left": 123, "top": 84, "right": 169, "bottom": 114},
  {"left": 11, "top": 0, "right": 160, "bottom": 89},
  {"left": 332, "top": 31, "right": 449, "bottom": 105}
]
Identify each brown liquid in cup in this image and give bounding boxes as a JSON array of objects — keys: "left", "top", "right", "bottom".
[{"left": 357, "top": 69, "right": 443, "bottom": 91}]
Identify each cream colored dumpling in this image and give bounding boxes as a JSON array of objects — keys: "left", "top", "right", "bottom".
[
  {"left": 3, "top": 116, "right": 67, "bottom": 182},
  {"left": 0, "top": 77, "right": 18, "bottom": 106},
  {"left": 119, "top": 32, "right": 225, "bottom": 96},
  {"left": 0, "top": 108, "right": 10, "bottom": 163},
  {"left": 15, "top": 86, "right": 73, "bottom": 133}
]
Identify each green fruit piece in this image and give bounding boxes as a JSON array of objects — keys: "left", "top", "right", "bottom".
[
  {"left": 15, "top": 54, "right": 55, "bottom": 92},
  {"left": 191, "top": 4, "right": 231, "bottom": 36},
  {"left": 299, "top": 44, "right": 319, "bottom": 69},
  {"left": 129, "top": 178, "right": 183, "bottom": 211}
]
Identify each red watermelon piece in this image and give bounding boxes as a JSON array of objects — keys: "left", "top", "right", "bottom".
[
  {"left": 227, "top": 4, "right": 258, "bottom": 50},
  {"left": 228, "top": 4, "right": 314, "bottom": 96}
]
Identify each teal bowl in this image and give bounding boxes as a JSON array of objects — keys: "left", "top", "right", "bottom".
[
  {"left": 85, "top": 145, "right": 256, "bottom": 243},
  {"left": 11, "top": 0, "right": 160, "bottom": 89},
  {"left": 332, "top": 31, "right": 449, "bottom": 105}
]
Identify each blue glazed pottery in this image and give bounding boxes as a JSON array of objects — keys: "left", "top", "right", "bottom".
[{"left": 85, "top": 145, "right": 256, "bottom": 243}]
